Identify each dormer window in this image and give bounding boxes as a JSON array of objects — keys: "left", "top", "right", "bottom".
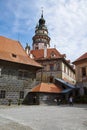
[
  {"left": 12, "top": 53, "right": 17, "bottom": 58},
  {"left": 51, "top": 52, "right": 56, "bottom": 58}
]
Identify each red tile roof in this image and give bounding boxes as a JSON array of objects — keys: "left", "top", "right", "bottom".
[
  {"left": 31, "top": 48, "right": 63, "bottom": 60},
  {"left": 31, "top": 48, "right": 75, "bottom": 72},
  {"left": 0, "top": 36, "right": 42, "bottom": 68},
  {"left": 31, "top": 82, "right": 62, "bottom": 93},
  {"left": 73, "top": 52, "right": 87, "bottom": 64}
]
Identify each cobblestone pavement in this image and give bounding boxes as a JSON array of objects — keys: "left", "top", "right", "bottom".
[{"left": 0, "top": 104, "right": 87, "bottom": 130}]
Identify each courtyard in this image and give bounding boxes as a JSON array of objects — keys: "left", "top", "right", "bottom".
[{"left": 0, "top": 104, "right": 87, "bottom": 130}]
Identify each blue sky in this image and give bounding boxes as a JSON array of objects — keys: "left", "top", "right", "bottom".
[{"left": 0, "top": 0, "right": 87, "bottom": 62}]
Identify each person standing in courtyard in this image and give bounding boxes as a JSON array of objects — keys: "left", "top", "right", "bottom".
[{"left": 69, "top": 96, "right": 73, "bottom": 106}]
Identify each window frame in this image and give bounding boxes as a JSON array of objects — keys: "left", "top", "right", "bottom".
[
  {"left": 0, "top": 90, "right": 6, "bottom": 99},
  {"left": 19, "top": 91, "right": 24, "bottom": 99},
  {"left": 18, "top": 70, "right": 28, "bottom": 79},
  {"left": 50, "top": 64, "right": 54, "bottom": 71},
  {"left": 82, "top": 67, "right": 86, "bottom": 77}
]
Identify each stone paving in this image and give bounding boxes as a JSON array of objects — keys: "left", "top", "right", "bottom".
[{"left": 0, "top": 104, "right": 87, "bottom": 130}]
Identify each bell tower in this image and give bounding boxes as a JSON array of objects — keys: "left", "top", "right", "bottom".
[{"left": 32, "top": 10, "right": 50, "bottom": 50}]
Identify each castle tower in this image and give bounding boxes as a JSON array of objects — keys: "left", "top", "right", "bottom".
[{"left": 32, "top": 11, "right": 50, "bottom": 50}]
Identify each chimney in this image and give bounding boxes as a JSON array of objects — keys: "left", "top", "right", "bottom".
[
  {"left": 44, "top": 44, "right": 47, "bottom": 58},
  {"left": 25, "top": 43, "right": 30, "bottom": 55}
]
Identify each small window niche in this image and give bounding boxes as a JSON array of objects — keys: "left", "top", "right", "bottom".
[{"left": 12, "top": 53, "right": 17, "bottom": 58}]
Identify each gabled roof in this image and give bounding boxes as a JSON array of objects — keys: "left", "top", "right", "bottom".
[
  {"left": 31, "top": 82, "right": 62, "bottom": 93},
  {"left": 0, "top": 36, "right": 42, "bottom": 68},
  {"left": 31, "top": 48, "right": 75, "bottom": 72},
  {"left": 73, "top": 52, "right": 87, "bottom": 64},
  {"left": 31, "top": 48, "right": 63, "bottom": 60}
]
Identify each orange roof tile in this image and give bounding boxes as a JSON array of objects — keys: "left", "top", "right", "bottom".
[
  {"left": 0, "top": 36, "right": 42, "bottom": 68},
  {"left": 31, "top": 48, "right": 75, "bottom": 72},
  {"left": 31, "top": 82, "right": 62, "bottom": 93},
  {"left": 73, "top": 52, "right": 87, "bottom": 64},
  {"left": 31, "top": 48, "right": 62, "bottom": 60}
]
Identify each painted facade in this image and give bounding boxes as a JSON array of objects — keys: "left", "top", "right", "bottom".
[{"left": 35, "top": 58, "right": 76, "bottom": 85}]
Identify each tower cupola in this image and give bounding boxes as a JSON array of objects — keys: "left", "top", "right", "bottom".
[
  {"left": 32, "top": 11, "right": 50, "bottom": 50},
  {"left": 39, "top": 13, "right": 45, "bottom": 26}
]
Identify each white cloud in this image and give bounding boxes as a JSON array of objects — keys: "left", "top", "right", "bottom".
[{"left": 6, "top": 0, "right": 39, "bottom": 33}]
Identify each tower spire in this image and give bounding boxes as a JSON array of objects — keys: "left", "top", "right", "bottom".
[
  {"left": 32, "top": 11, "right": 50, "bottom": 50},
  {"left": 41, "top": 7, "right": 43, "bottom": 18}
]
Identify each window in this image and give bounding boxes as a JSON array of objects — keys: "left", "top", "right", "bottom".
[
  {"left": 82, "top": 67, "right": 86, "bottom": 77},
  {"left": 18, "top": 71, "right": 23, "bottom": 77},
  {"left": 35, "top": 46, "right": 38, "bottom": 50},
  {"left": 12, "top": 53, "right": 17, "bottom": 58},
  {"left": 20, "top": 91, "right": 24, "bottom": 99},
  {"left": 84, "top": 87, "right": 87, "bottom": 95},
  {"left": 0, "top": 90, "right": 6, "bottom": 99},
  {"left": 43, "top": 65, "right": 46, "bottom": 71},
  {"left": 51, "top": 52, "right": 56, "bottom": 58},
  {"left": 64, "top": 65, "right": 66, "bottom": 73},
  {"left": 67, "top": 68, "right": 69, "bottom": 75},
  {"left": 50, "top": 64, "right": 54, "bottom": 71},
  {"left": 57, "top": 63, "right": 60, "bottom": 70},
  {"left": 24, "top": 71, "right": 28, "bottom": 77},
  {"left": 44, "top": 31, "right": 47, "bottom": 34},
  {"left": 49, "top": 76, "right": 54, "bottom": 83},
  {"left": 18, "top": 70, "right": 28, "bottom": 79}
]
